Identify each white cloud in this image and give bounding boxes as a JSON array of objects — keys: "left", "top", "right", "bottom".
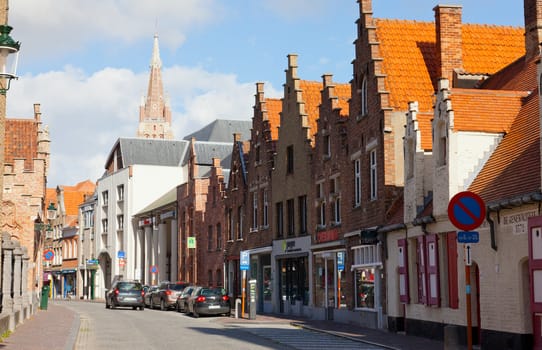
[
  {"left": 10, "top": 0, "right": 224, "bottom": 58},
  {"left": 6, "top": 63, "right": 279, "bottom": 186}
]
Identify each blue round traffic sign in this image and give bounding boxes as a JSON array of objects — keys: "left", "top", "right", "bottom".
[
  {"left": 43, "top": 249, "right": 54, "bottom": 261},
  {"left": 448, "top": 191, "right": 486, "bottom": 231},
  {"left": 150, "top": 265, "right": 158, "bottom": 274}
]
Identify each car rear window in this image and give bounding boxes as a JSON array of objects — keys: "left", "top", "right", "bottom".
[
  {"left": 200, "top": 288, "right": 226, "bottom": 296},
  {"left": 118, "top": 282, "right": 142, "bottom": 291}
]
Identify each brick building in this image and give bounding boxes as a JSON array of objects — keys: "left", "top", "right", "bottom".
[{"left": 382, "top": 0, "right": 535, "bottom": 348}]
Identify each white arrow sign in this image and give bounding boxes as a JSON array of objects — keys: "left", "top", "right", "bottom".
[{"left": 465, "top": 244, "right": 472, "bottom": 266}]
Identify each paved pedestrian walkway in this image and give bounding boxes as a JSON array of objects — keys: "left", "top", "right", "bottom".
[
  {"left": 0, "top": 302, "right": 79, "bottom": 350},
  {"left": 0, "top": 301, "right": 455, "bottom": 350}
]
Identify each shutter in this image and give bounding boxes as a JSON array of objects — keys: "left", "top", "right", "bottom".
[
  {"left": 426, "top": 234, "right": 440, "bottom": 306},
  {"left": 398, "top": 239, "right": 409, "bottom": 303},
  {"left": 447, "top": 232, "right": 459, "bottom": 309},
  {"left": 417, "top": 236, "right": 427, "bottom": 304}
]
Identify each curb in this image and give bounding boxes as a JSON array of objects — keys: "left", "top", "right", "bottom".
[{"left": 290, "top": 322, "right": 400, "bottom": 350}]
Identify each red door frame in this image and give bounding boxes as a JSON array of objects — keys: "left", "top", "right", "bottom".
[{"left": 528, "top": 216, "right": 542, "bottom": 349}]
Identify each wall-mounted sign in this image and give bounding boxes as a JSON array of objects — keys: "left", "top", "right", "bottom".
[{"left": 187, "top": 237, "right": 196, "bottom": 249}]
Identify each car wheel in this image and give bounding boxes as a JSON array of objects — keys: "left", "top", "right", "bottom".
[
  {"left": 160, "top": 299, "right": 166, "bottom": 311},
  {"left": 175, "top": 302, "right": 180, "bottom": 313},
  {"left": 140, "top": 306, "right": 144, "bottom": 311},
  {"left": 182, "top": 303, "right": 187, "bottom": 313},
  {"left": 193, "top": 309, "right": 199, "bottom": 318},
  {"left": 110, "top": 300, "right": 116, "bottom": 309},
  {"left": 132, "top": 306, "right": 137, "bottom": 310}
]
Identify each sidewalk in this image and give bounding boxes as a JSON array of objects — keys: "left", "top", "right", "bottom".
[{"left": 0, "top": 302, "right": 79, "bottom": 350}]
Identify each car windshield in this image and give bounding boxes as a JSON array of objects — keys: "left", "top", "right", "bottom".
[
  {"left": 118, "top": 282, "right": 142, "bottom": 291},
  {"left": 200, "top": 288, "right": 226, "bottom": 296}
]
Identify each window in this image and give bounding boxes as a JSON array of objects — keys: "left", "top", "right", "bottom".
[
  {"left": 102, "top": 219, "right": 108, "bottom": 234},
  {"left": 117, "top": 184, "right": 124, "bottom": 201},
  {"left": 83, "top": 209, "right": 94, "bottom": 228},
  {"left": 228, "top": 209, "right": 233, "bottom": 241},
  {"left": 354, "top": 159, "right": 361, "bottom": 206},
  {"left": 216, "top": 223, "right": 222, "bottom": 250},
  {"left": 318, "top": 201, "right": 326, "bottom": 227},
  {"left": 298, "top": 195, "right": 307, "bottom": 234},
  {"left": 398, "top": 239, "right": 409, "bottom": 303},
  {"left": 237, "top": 206, "right": 243, "bottom": 240},
  {"left": 316, "top": 182, "right": 326, "bottom": 228},
  {"left": 117, "top": 215, "right": 124, "bottom": 231},
  {"left": 208, "top": 225, "right": 213, "bottom": 251},
  {"left": 208, "top": 270, "right": 213, "bottom": 286},
  {"left": 333, "top": 197, "right": 341, "bottom": 224},
  {"left": 252, "top": 191, "right": 258, "bottom": 231},
  {"left": 102, "top": 191, "right": 109, "bottom": 206},
  {"left": 323, "top": 134, "right": 331, "bottom": 158},
  {"left": 216, "top": 269, "right": 222, "bottom": 286},
  {"left": 436, "top": 121, "right": 447, "bottom": 167},
  {"left": 287, "top": 199, "right": 295, "bottom": 236},
  {"left": 255, "top": 145, "right": 261, "bottom": 164},
  {"left": 276, "top": 202, "right": 284, "bottom": 238},
  {"left": 360, "top": 76, "right": 368, "bottom": 116},
  {"left": 370, "top": 149, "right": 377, "bottom": 200},
  {"left": 263, "top": 190, "right": 269, "bottom": 227},
  {"left": 287, "top": 145, "right": 294, "bottom": 174}
]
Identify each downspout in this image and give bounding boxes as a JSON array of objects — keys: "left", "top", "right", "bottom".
[{"left": 486, "top": 209, "right": 497, "bottom": 251}]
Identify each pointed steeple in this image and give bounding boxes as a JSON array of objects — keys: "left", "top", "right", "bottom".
[{"left": 137, "top": 33, "right": 173, "bottom": 139}]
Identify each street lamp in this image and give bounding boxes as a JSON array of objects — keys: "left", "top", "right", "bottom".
[
  {"left": 46, "top": 202, "right": 56, "bottom": 221},
  {"left": 0, "top": 24, "right": 20, "bottom": 95}
]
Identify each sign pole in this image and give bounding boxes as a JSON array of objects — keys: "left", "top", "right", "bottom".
[
  {"left": 241, "top": 270, "right": 246, "bottom": 318},
  {"left": 465, "top": 264, "right": 472, "bottom": 350}
]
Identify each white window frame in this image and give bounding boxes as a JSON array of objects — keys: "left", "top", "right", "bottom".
[
  {"left": 252, "top": 191, "right": 258, "bottom": 231},
  {"left": 354, "top": 159, "right": 361, "bottom": 206},
  {"left": 370, "top": 149, "right": 377, "bottom": 201},
  {"left": 263, "top": 190, "right": 269, "bottom": 228}
]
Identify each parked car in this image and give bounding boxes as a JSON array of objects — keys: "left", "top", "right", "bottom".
[
  {"left": 175, "top": 285, "right": 196, "bottom": 313},
  {"left": 144, "top": 285, "right": 159, "bottom": 308},
  {"left": 186, "top": 287, "right": 231, "bottom": 317},
  {"left": 150, "top": 281, "right": 191, "bottom": 310},
  {"left": 105, "top": 280, "right": 145, "bottom": 310}
]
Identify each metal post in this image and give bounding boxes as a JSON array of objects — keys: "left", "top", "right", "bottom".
[
  {"left": 465, "top": 264, "right": 472, "bottom": 350},
  {"left": 241, "top": 270, "right": 246, "bottom": 317}
]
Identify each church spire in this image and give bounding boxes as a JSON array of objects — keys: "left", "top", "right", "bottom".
[{"left": 137, "top": 33, "right": 173, "bottom": 139}]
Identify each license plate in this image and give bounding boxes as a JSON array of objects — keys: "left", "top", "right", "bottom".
[
  {"left": 208, "top": 305, "right": 220, "bottom": 309},
  {"left": 124, "top": 297, "right": 136, "bottom": 301}
]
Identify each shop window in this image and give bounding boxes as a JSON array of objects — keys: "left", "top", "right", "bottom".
[
  {"left": 263, "top": 265, "right": 272, "bottom": 302},
  {"left": 355, "top": 268, "right": 375, "bottom": 308}
]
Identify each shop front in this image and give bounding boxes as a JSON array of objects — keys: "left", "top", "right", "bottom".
[
  {"left": 245, "top": 247, "right": 272, "bottom": 313},
  {"left": 272, "top": 236, "right": 311, "bottom": 316},
  {"left": 62, "top": 269, "right": 77, "bottom": 298}
]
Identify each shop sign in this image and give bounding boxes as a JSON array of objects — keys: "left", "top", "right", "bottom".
[
  {"left": 316, "top": 228, "right": 339, "bottom": 244},
  {"left": 160, "top": 210, "right": 176, "bottom": 220},
  {"left": 282, "top": 240, "right": 302, "bottom": 253},
  {"left": 240, "top": 251, "right": 250, "bottom": 271},
  {"left": 138, "top": 217, "right": 152, "bottom": 227}
]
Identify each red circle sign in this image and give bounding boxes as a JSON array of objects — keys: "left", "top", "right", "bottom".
[
  {"left": 43, "top": 249, "right": 54, "bottom": 261},
  {"left": 448, "top": 191, "right": 486, "bottom": 231}
]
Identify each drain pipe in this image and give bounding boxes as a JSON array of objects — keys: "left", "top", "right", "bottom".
[{"left": 486, "top": 210, "right": 497, "bottom": 251}]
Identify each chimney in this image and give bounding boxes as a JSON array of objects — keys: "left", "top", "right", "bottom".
[
  {"left": 434, "top": 5, "right": 463, "bottom": 83},
  {"left": 525, "top": 0, "right": 542, "bottom": 59}
]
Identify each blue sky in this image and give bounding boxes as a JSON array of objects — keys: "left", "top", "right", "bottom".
[{"left": 5, "top": 0, "right": 524, "bottom": 187}]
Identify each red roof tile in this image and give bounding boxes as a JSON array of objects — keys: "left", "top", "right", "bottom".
[
  {"left": 375, "top": 19, "right": 525, "bottom": 112},
  {"left": 5, "top": 119, "right": 38, "bottom": 171},
  {"left": 265, "top": 98, "right": 282, "bottom": 140}
]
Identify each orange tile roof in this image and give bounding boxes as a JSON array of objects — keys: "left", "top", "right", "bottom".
[
  {"left": 450, "top": 89, "right": 528, "bottom": 133},
  {"left": 300, "top": 80, "right": 322, "bottom": 142},
  {"left": 5, "top": 119, "right": 38, "bottom": 171},
  {"left": 375, "top": 19, "right": 525, "bottom": 112},
  {"left": 265, "top": 98, "right": 282, "bottom": 140},
  {"left": 469, "top": 90, "right": 539, "bottom": 203},
  {"left": 335, "top": 83, "right": 351, "bottom": 117},
  {"left": 416, "top": 112, "right": 433, "bottom": 151}
]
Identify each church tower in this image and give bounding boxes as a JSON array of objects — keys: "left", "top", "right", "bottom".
[{"left": 137, "top": 34, "right": 174, "bottom": 139}]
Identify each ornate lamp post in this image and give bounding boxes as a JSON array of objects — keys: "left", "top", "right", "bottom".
[{"left": 0, "top": 24, "right": 19, "bottom": 95}]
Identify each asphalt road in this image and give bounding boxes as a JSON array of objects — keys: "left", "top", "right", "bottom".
[{"left": 61, "top": 301, "right": 388, "bottom": 350}]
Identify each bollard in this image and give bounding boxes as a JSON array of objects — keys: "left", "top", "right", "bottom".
[
  {"left": 235, "top": 298, "right": 242, "bottom": 319},
  {"left": 444, "top": 324, "right": 460, "bottom": 350}
]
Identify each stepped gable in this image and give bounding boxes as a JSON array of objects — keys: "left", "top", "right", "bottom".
[{"left": 375, "top": 19, "right": 525, "bottom": 113}]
